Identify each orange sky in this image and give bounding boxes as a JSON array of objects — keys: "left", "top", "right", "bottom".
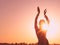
[{"left": 0, "top": 0, "right": 60, "bottom": 44}]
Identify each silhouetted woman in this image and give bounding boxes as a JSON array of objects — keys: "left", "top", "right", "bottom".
[{"left": 34, "top": 6, "right": 49, "bottom": 45}]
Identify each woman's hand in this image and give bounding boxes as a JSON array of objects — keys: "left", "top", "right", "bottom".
[
  {"left": 44, "top": 9, "right": 47, "bottom": 15},
  {"left": 37, "top": 6, "right": 40, "bottom": 14}
]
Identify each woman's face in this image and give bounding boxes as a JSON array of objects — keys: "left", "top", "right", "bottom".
[{"left": 39, "top": 20, "right": 45, "bottom": 28}]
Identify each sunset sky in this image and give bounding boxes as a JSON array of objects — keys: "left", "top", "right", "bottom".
[{"left": 0, "top": 0, "right": 60, "bottom": 44}]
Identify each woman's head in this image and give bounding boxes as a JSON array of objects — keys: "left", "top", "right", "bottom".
[{"left": 39, "top": 19, "right": 45, "bottom": 29}]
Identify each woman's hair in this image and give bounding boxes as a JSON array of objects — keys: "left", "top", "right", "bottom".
[{"left": 39, "top": 19, "right": 45, "bottom": 25}]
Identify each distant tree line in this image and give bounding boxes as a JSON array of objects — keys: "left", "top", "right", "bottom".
[{"left": 0, "top": 43, "right": 38, "bottom": 45}]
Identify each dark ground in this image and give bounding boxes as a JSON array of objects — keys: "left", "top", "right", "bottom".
[{"left": 0, "top": 43, "right": 60, "bottom": 45}]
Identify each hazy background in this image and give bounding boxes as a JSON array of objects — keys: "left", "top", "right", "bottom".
[{"left": 0, "top": 0, "right": 60, "bottom": 44}]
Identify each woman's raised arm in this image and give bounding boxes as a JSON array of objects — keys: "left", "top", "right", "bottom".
[
  {"left": 34, "top": 6, "right": 40, "bottom": 32},
  {"left": 44, "top": 9, "right": 49, "bottom": 24}
]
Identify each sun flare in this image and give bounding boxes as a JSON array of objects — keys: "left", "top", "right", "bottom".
[{"left": 42, "top": 23, "right": 49, "bottom": 31}]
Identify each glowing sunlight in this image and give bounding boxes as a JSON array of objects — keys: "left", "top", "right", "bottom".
[
  {"left": 46, "top": 18, "right": 58, "bottom": 41},
  {"left": 42, "top": 23, "right": 48, "bottom": 31}
]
